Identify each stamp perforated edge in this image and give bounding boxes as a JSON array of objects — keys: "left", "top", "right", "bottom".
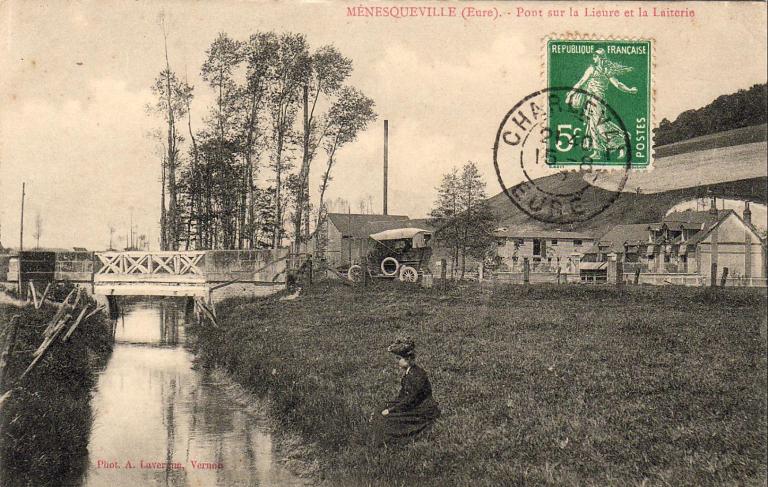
[{"left": 540, "top": 32, "right": 656, "bottom": 173}]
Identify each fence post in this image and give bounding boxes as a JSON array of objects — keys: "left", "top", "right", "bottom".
[
  {"left": 634, "top": 268, "right": 641, "bottom": 285},
  {"left": 720, "top": 266, "right": 729, "bottom": 287},
  {"left": 710, "top": 262, "right": 718, "bottom": 287},
  {"left": 556, "top": 267, "right": 561, "bottom": 284},
  {"left": 523, "top": 258, "right": 530, "bottom": 284},
  {"left": 440, "top": 259, "right": 447, "bottom": 290}
]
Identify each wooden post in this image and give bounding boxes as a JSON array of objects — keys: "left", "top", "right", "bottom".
[
  {"left": 720, "top": 266, "right": 729, "bottom": 287},
  {"left": 347, "top": 209, "right": 352, "bottom": 267},
  {"left": 556, "top": 267, "right": 561, "bottom": 284},
  {"left": 18, "top": 182, "right": 25, "bottom": 297},
  {"left": 710, "top": 262, "right": 718, "bottom": 287},
  {"left": 440, "top": 258, "right": 447, "bottom": 290},
  {"left": 523, "top": 258, "right": 530, "bottom": 284},
  {"left": 633, "top": 267, "right": 640, "bottom": 285},
  {"left": 615, "top": 261, "right": 624, "bottom": 287}
]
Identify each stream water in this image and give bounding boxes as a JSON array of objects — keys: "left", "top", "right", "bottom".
[{"left": 81, "top": 298, "right": 307, "bottom": 487}]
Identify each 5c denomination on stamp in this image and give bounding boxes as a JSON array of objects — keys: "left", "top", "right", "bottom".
[{"left": 494, "top": 87, "right": 631, "bottom": 224}]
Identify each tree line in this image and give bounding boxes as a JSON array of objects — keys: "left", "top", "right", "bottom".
[
  {"left": 150, "top": 21, "right": 376, "bottom": 251},
  {"left": 654, "top": 83, "right": 766, "bottom": 146}
]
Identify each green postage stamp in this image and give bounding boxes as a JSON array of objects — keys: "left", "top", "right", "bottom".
[{"left": 546, "top": 38, "right": 652, "bottom": 169}]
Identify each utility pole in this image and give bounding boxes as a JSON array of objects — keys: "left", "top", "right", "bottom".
[
  {"left": 19, "top": 182, "right": 25, "bottom": 293},
  {"left": 19, "top": 182, "right": 25, "bottom": 252},
  {"left": 383, "top": 120, "right": 388, "bottom": 215}
]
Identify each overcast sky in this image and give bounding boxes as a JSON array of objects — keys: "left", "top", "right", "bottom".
[{"left": 1, "top": 1, "right": 766, "bottom": 250}]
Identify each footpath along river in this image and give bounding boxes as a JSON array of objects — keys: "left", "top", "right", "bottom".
[{"left": 82, "top": 298, "right": 307, "bottom": 487}]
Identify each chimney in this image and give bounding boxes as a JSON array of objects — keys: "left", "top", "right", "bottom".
[
  {"left": 709, "top": 195, "right": 718, "bottom": 215},
  {"left": 743, "top": 201, "right": 752, "bottom": 225},
  {"left": 383, "top": 119, "right": 388, "bottom": 215}
]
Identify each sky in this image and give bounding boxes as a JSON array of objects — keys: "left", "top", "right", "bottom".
[{"left": 1, "top": 0, "right": 766, "bottom": 250}]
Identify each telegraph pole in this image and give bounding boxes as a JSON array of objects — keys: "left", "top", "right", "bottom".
[
  {"left": 19, "top": 182, "right": 25, "bottom": 252},
  {"left": 18, "top": 182, "right": 25, "bottom": 293}
]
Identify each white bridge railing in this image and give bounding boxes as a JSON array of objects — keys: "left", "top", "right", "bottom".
[{"left": 95, "top": 251, "right": 206, "bottom": 276}]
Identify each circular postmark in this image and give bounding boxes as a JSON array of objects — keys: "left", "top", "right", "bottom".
[{"left": 493, "top": 87, "right": 631, "bottom": 224}]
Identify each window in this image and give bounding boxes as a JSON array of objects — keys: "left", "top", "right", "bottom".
[
  {"left": 573, "top": 240, "right": 582, "bottom": 246},
  {"left": 551, "top": 240, "right": 558, "bottom": 245},
  {"left": 533, "top": 239, "right": 541, "bottom": 256}
]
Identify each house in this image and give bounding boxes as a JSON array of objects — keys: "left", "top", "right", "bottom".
[
  {"left": 311, "top": 213, "right": 411, "bottom": 268},
  {"left": 583, "top": 204, "right": 766, "bottom": 282},
  {"left": 493, "top": 229, "right": 594, "bottom": 273}
]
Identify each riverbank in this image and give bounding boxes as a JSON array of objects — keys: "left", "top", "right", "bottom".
[
  {"left": 191, "top": 281, "right": 767, "bottom": 486},
  {"left": 0, "top": 295, "right": 113, "bottom": 486}
]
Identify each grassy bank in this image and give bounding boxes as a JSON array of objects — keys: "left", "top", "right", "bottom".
[
  {"left": 0, "top": 295, "right": 113, "bottom": 486},
  {"left": 191, "top": 281, "right": 767, "bottom": 486}
]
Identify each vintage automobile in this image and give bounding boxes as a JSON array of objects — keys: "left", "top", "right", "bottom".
[{"left": 347, "top": 228, "right": 433, "bottom": 283}]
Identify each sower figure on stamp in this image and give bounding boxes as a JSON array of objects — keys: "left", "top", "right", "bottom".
[
  {"left": 372, "top": 336, "right": 440, "bottom": 446},
  {"left": 565, "top": 48, "right": 638, "bottom": 160}
]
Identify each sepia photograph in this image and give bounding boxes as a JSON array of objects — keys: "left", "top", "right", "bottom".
[{"left": 0, "top": 1, "right": 766, "bottom": 485}]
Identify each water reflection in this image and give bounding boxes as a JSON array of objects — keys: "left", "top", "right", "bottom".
[{"left": 83, "top": 299, "right": 306, "bottom": 487}]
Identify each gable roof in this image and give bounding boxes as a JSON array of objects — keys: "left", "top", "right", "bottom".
[
  {"left": 684, "top": 209, "right": 765, "bottom": 247},
  {"left": 326, "top": 213, "right": 409, "bottom": 238},
  {"left": 585, "top": 223, "right": 654, "bottom": 254}
]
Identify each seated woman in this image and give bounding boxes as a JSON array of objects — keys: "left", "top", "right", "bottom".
[{"left": 373, "top": 336, "right": 440, "bottom": 445}]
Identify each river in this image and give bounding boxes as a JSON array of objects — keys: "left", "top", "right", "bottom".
[{"left": 82, "top": 298, "right": 308, "bottom": 487}]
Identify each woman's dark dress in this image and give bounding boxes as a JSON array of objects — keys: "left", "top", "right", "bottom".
[{"left": 374, "top": 364, "right": 440, "bottom": 444}]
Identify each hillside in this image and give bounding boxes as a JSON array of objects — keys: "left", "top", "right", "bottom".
[{"left": 488, "top": 124, "right": 767, "bottom": 238}]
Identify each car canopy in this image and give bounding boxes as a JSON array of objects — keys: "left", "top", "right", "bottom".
[{"left": 369, "top": 228, "right": 432, "bottom": 247}]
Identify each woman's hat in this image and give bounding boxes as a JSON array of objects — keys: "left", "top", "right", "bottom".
[{"left": 387, "top": 336, "right": 415, "bottom": 358}]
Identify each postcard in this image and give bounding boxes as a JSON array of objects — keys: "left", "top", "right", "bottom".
[{"left": 0, "top": 1, "right": 766, "bottom": 486}]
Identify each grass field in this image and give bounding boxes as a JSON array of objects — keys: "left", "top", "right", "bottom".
[{"left": 192, "top": 281, "right": 767, "bottom": 486}]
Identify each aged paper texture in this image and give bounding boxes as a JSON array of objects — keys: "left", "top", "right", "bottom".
[{"left": 1, "top": 1, "right": 766, "bottom": 486}]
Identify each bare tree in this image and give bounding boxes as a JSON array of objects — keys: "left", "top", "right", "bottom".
[
  {"left": 316, "top": 87, "right": 376, "bottom": 230},
  {"left": 241, "top": 33, "right": 279, "bottom": 248},
  {"left": 108, "top": 224, "right": 116, "bottom": 250},
  {"left": 269, "top": 33, "right": 310, "bottom": 248},
  {"left": 293, "top": 46, "right": 353, "bottom": 251},
  {"left": 33, "top": 211, "right": 43, "bottom": 248},
  {"left": 150, "top": 13, "right": 193, "bottom": 250}
]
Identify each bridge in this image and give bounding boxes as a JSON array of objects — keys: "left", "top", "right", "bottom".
[{"left": 1, "top": 249, "right": 289, "bottom": 305}]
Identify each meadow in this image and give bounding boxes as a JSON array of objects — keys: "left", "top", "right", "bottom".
[{"left": 192, "top": 281, "right": 767, "bottom": 486}]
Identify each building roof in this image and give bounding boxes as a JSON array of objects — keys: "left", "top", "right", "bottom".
[
  {"left": 326, "top": 213, "right": 409, "bottom": 238},
  {"left": 584, "top": 223, "right": 653, "bottom": 254},
  {"left": 587, "top": 208, "right": 764, "bottom": 255},
  {"left": 493, "top": 229, "right": 593, "bottom": 240},
  {"left": 663, "top": 209, "right": 723, "bottom": 225},
  {"left": 682, "top": 209, "right": 765, "bottom": 247}
]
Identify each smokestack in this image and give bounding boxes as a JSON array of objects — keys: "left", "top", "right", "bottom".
[
  {"left": 383, "top": 120, "right": 388, "bottom": 215},
  {"left": 709, "top": 195, "right": 718, "bottom": 215},
  {"left": 743, "top": 201, "right": 752, "bottom": 225}
]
